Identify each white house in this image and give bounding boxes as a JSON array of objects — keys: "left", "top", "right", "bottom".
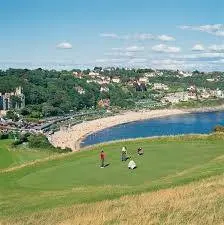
[
  {"left": 187, "top": 86, "right": 196, "bottom": 92},
  {"left": 75, "top": 86, "right": 85, "bottom": 95},
  {"left": 100, "top": 85, "right": 109, "bottom": 92},
  {"left": 139, "top": 77, "right": 149, "bottom": 83},
  {"left": 178, "top": 71, "right": 192, "bottom": 77},
  {"left": 101, "top": 76, "right": 111, "bottom": 84},
  {"left": 201, "top": 92, "right": 210, "bottom": 99},
  {"left": 215, "top": 89, "right": 224, "bottom": 98},
  {"left": 144, "top": 72, "right": 156, "bottom": 77},
  {"left": 86, "top": 79, "right": 94, "bottom": 83},
  {"left": 72, "top": 72, "right": 83, "bottom": 79},
  {"left": 89, "top": 71, "right": 100, "bottom": 77},
  {"left": 162, "top": 92, "right": 189, "bottom": 104},
  {"left": 206, "top": 78, "right": 215, "bottom": 82},
  {"left": 112, "top": 77, "right": 121, "bottom": 83},
  {"left": 152, "top": 83, "right": 169, "bottom": 91}
]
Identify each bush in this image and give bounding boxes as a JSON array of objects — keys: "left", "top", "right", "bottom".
[
  {"left": 53, "top": 147, "right": 72, "bottom": 153},
  {"left": 12, "top": 139, "right": 24, "bottom": 146},
  {"left": 0, "top": 132, "right": 9, "bottom": 139},
  {"left": 11, "top": 132, "right": 31, "bottom": 146},
  {"left": 28, "top": 134, "right": 52, "bottom": 149},
  {"left": 9, "top": 132, "right": 72, "bottom": 153},
  {"left": 213, "top": 125, "right": 224, "bottom": 133},
  {"left": 5, "top": 110, "right": 19, "bottom": 122}
]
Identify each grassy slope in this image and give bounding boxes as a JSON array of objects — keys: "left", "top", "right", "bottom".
[
  {"left": 0, "top": 139, "right": 56, "bottom": 170},
  {"left": 0, "top": 134, "right": 224, "bottom": 224},
  {"left": 3, "top": 175, "right": 224, "bottom": 225}
]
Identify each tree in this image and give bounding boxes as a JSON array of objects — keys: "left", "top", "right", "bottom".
[
  {"left": 5, "top": 110, "right": 19, "bottom": 121},
  {"left": 10, "top": 95, "right": 22, "bottom": 109}
]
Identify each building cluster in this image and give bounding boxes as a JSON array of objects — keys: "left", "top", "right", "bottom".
[
  {"left": 0, "top": 87, "right": 25, "bottom": 114},
  {"left": 177, "top": 70, "right": 193, "bottom": 77},
  {"left": 72, "top": 69, "right": 224, "bottom": 108},
  {"left": 152, "top": 83, "right": 169, "bottom": 91},
  {"left": 161, "top": 87, "right": 224, "bottom": 105},
  {"left": 72, "top": 70, "right": 165, "bottom": 88},
  {"left": 76, "top": 70, "right": 166, "bottom": 92}
]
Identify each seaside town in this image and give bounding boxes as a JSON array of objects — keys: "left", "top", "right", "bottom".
[
  {"left": 0, "top": 67, "right": 224, "bottom": 154},
  {"left": 1, "top": 68, "right": 224, "bottom": 137}
]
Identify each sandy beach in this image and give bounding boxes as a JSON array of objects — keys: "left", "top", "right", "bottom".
[
  {"left": 50, "top": 105, "right": 224, "bottom": 151},
  {"left": 50, "top": 108, "right": 189, "bottom": 151}
]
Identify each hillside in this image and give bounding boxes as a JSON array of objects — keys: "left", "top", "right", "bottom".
[
  {"left": 3, "top": 175, "right": 223, "bottom": 225},
  {"left": 0, "top": 139, "right": 56, "bottom": 170},
  {"left": 0, "top": 134, "right": 224, "bottom": 224}
]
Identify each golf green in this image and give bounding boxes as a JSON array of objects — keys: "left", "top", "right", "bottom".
[{"left": 1, "top": 135, "right": 224, "bottom": 218}]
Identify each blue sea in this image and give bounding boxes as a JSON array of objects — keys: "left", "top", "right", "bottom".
[{"left": 81, "top": 111, "right": 224, "bottom": 147}]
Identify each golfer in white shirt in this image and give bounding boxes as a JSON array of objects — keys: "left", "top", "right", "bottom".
[{"left": 128, "top": 159, "right": 137, "bottom": 169}]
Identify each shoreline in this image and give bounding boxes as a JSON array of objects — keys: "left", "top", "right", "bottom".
[{"left": 50, "top": 105, "right": 224, "bottom": 151}]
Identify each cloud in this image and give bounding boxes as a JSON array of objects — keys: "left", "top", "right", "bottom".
[
  {"left": 152, "top": 44, "right": 181, "bottom": 53},
  {"left": 104, "top": 51, "right": 134, "bottom": 57},
  {"left": 99, "top": 33, "right": 130, "bottom": 40},
  {"left": 179, "top": 53, "right": 224, "bottom": 60},
  {"left": 192, "top": 44, "right": 205, "bottom": 51},
  {"left": 134, "top": 33, "right": 154, "bottom": 40},
  {"left": 95, "top": 58, "right": 127, "bottom": 64},
  {"left": 126, "top": 45, "right": 144, "bottom": 52},
  {"left": 149, "top": 58, "right": 216, "bottom": 71},
  {"left": 128, "top": 58, "right": 147, "bottom": 63},
  {"left": 151, "top": 59, "right": 184, "bottom": 65},
  {"left": 158, "top": 35, "right": 175, "bottom": 41},
  {"left": 100, "top": 33, "right": 176, "bottom": 41},
  {"left": 150, "top": 59, "right": 188, "bottom": 70},
  {"left": 179, "top": 24, "right": 224, "bottom": 37},
  {"left": 105, "top": 46, "right": 144, "bottom": 58},
  {"left": 111, "top": 47, "right": 123, "bottom": 51},
  {"left": 100, "top": 33, "right": 119, "bottom": 38},
  {"left": 95, "top": 59, "right": 108, "bottom": 63},
  {"left": 56, "top": 42, "right": 72, "bottom": 49},
  {"left": 100, "top": 33, "right": 152, "bottom": 40},
  {"left": 208, "top": 44, "right": 224, "bottom": 53},
  {"left": 169, "top": 52, "right": 224, "bottom": 67}
]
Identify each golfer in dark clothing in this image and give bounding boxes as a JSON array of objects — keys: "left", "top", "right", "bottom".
[
  {"left": 137, "top": 147, "right": 144, "bottom": 155},
  {"left": 100, "top": 150, "right": 105, "bottom": 168}
]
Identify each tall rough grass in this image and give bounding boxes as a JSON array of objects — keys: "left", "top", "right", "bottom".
[{"left": 2, "top": 175, "right": 224, "bottom": 225}]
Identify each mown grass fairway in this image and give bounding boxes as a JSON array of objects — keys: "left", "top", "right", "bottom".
[{"left": 0, "top": 134, "right": 224, "bottom": 224}]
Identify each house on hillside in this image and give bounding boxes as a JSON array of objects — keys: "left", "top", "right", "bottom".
[
  {"left": 144, "top": 72, "right": 156, "bottom": 77},
  {"left": 72, "top": 71, "right": 83, "bottom": 79},
  {"left": 210, "top": 89, "right": 224, "bottom": 98},
  {"left": 89, "top": 71, "right": 100, "bottom": 77},
  {"left": 100, "top": 85, "right": 109, "bottom": 93},
  {"left": 75, "top": 86, "right": 85, "bottom": 95},
  {"left": 187, "top": 86, "right": 196, "bottom": 92},
  {"left": 86, "top": 79, "right": 94, "bottom": 84},
  {"left": 98, "top": 99, "right": 110, "bottom": 108},
  {"left": 162, "top": 92, "right": 189, "bottom": 104},
  {"left": 206, "top": 78, "right": 215, "bottom": 82},
  {"left": 178, "top": 70, "right": 192, "bottom": 77},
  {"left": 111, "top": 77, "right": 121, "bottom": 83},
  {"left": 152, "top": 83, "right": 169, "bottom": 91},
  {"left": 101, "top": 76, "right": 111, "bottom": 84},
  {"left": 139, "top": 77, "right": 149, "bottom": 84}
]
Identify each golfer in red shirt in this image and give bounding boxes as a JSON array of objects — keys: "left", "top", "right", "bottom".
[{"left": 100, "top": 150, "right": 105, "bottom": 168}]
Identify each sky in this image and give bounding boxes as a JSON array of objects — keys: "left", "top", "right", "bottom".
[{"left": 0, "top": 0, "right": 224, "bottom": 71}]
